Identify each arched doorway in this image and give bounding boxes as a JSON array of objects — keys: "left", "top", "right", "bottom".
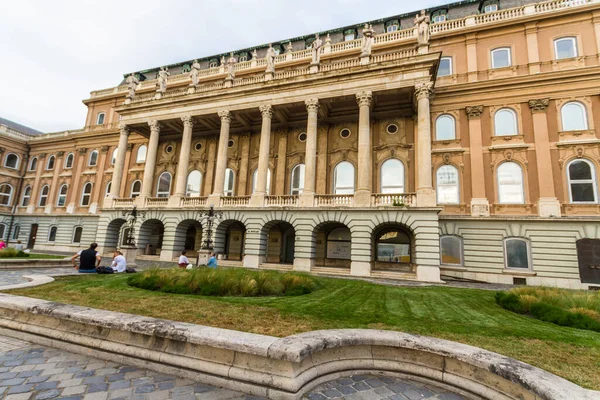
[
  {"left": 373, "top": 224, "right": 413, "bottom": 271},
  {"left": 215, "top": 220, "right": 246, "bottom": 261},
  {"left": 174, "top": 220, "right": 203, "bottom": 257},
  {"left": 138, "top": 219, "right": 165, "bottom": 256},
  {"left": 313, "top": 222, "right": 352, "bottom": 269},
  {"left": 102, "top": 218, "right": 126, "bottom": 255},
  {"left": 576, "top": 239, "right": 600, "bottom": 284},
  {"left": 262, "top": 221, "right": 295, "bottom": 264}
]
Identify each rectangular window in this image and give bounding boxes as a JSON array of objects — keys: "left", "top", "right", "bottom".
[
  {"left": 48, "top": 227, "right": 57, "bottom": 242},
  {"left": 344, "top": 33, "right": 355, "bottom": 41},
  {"left": 505, "top": 239, "right": 530, "bottom": 269},
  {"left": 438, "top": 57, "right": 452, "bottom": 77},
  {"left": 484, "top": 4, "right": 498, "bottom": 13},
  {"left": 491, "top": 48, "right": 511, "bottom": 69},
  {"left": 555, "top": 37, "right": 578, "bottom": 60},
  {"left": 96, "top": 113, "right": 105, "bottom": 125},
  {"left": 440, "top": 236, "right": 463, "bottom": 265}
]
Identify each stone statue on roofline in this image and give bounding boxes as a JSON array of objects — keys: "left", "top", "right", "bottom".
[
  {"left": 190, "top": 59, "right": 201, "bottom": 87},
  {"left": 360, "top": 23, "right": 375, "bottom": 57},
  {"left": 157, "top": 66, "right": 170, "bottom": 93},
  {"left": 125, "top": 74, "right": 139, "bottom": 99},
  {"left": 414, "top": 10, "right": 431, "bottom": 46},
  {"left": 311, "top": 33, "right": 323, "bottom": 65},
  {"left": 252, "top": 49, "right": 258, "bottom": 60},
  {"left": 226, "top": 53, "right": 237, "bottom": 80},
  {"left": 265, "top": 44, "right": 276, "bottom": 73}
]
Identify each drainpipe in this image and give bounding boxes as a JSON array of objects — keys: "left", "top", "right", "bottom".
[{"left": 6, "top": 147, "right": 29, "bottom": 245}]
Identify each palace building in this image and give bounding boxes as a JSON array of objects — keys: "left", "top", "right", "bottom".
[{"left": 1, "top": 0, "right": 600, "bottom": 288}]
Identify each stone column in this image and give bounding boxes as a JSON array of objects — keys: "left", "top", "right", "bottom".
[
  {"left": 250, "top": 105, "right": 273, "bottom": 206},
  {"left": 275, "top": 131, "right": 288, "bottom": 195},
  {"left": 237, "top": 134, "right": 250, "bottom": 196},
  {"left": 529, "top": 99, "right": 561, "bottom": 217},
  {"left": 203, "top": 138, "right": 217, "bottom": 197},
  {"left": 299, "top": 99, "right": 319, "bottom": 207},
  {"left": 466, "top": 106, "right": 490, "bottom": 217},
  {"left": 355, "top": 90, "right": 373, "bottom": 206},
  {"left": 415, "top": 82, "right": 436, "bottom": 207},
  {"left": 137, "top": 120, "right": 161, "bottom": 206},
  {"left": 108, "top": 124, "right": 130, "bottom": 201},
  {"left": 171, "top": 115, "right": 194, "bottom": 206},
  {"left": 208, "top": 110, "right": 231, "bottom": 206},
  {"left": 96, "top": 147, "right": 110, "bottom": 208},
  {"left": 44, "top": 152, "right": 64, "bottom": 214}
]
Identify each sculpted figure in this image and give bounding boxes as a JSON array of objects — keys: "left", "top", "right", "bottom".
[
  {"left": 265, "top": 44, "right": 276, "bottom": 73},
  {"left": 414, "top": 10, "right": 431, "bottom": 46},
  {"left": 286, "top": 42, "right": 293, "bottom": 53},
  {"left": 360, "top": 24, "right": 375, "bottom": 57},
  {"left": 157, "top": 66, "right": 170, "bottom": 93},
  {"left": 311, "top": 34, "right": 323, "bottom": 65},
  {"left": 125, "top": 74, "right": 139, "bottom": 99},
  {"left": 190, "top": 59, "right": 201, "bottom": 86},
  {"left": 252, "top": 49, "right": 258, "bottom": 60}
]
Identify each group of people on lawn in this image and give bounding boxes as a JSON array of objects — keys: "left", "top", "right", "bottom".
[{"left": 71, "top": 243, "right": 218, "bottom": 273}]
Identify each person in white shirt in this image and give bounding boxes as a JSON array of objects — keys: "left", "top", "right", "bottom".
[
  {"left": 111, "top": 250, "right": 127, "bottom": 273},
  {"left": 178, "top": 251, "right": 191, "bottom": 269}
]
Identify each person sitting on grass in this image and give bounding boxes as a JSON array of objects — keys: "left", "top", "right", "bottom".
[
  {"left": 207, "top": 252, "right": 218, "bottom": 269},
  {"left": 110, "top": 250, "right": 127, "bottom": 273},
  {"left": 178, "top": 250, "right": 191, "bottom": 269},
  {"left": 71, "top": 243, "right": 101, "bottom": 273}
]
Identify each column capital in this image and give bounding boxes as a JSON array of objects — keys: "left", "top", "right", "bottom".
[
  {"left": 466, "top": 106, "right": 484, "bottom": 119},
  {"left": 56, "top": 151, "right": 65, "bottom": 157},
  {"left": 218, "top": 110, "right": 231, "bottom": 123},
  {"left": 77, "top": 148, "right": 87, "bottom": 155},
  {"left": 37, "top": 153, "right": 47, "bottom": 159},
  {"left": 528, "top": 98, "right": 549, "bottom": 113},
  {"left": 148, "top": 120, "right": 161, "bottom": 131},
  {"left": 181, "top": 115, "right": 194, "bottom": 128},
  {"left": 259, "top": 105, "right": 273, "bottom": 119},
  {"left": 118, "top": 123, "right": 130, "bottom": 135},
  {"left": 100, "top": 145, "right": 109, "bottom": 154},
  {"left": 415, "top": 82, "right": 434, "bottom": 101},
  {"left": 305, "top": 98, "right": 319, "bottom": 113},
  {"left": 356, "top": 90, "right": 373, "bottom": 108}
]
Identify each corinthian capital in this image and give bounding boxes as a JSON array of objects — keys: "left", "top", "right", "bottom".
[
  {"left": 356, "top": 90, "right": 373, "bottom": 108},
  {"left": 466, "top": 106, "right": 484, "bottom": 119},
  {"left": 305, "top": 98, "right": 319, "bottom": 113},
  {"left": 218, "top": 110, "right": 231, "bottom": 123},
  {"left": 118, "top": 123, "right": 130, "bottom": 136},
  {"left": 148, "top": 120, "right": 161, "bottom": 131},
  {"left": 259, "top": 105, "right": 273, "bottom": 119},
  {"left": 414, "top": 82, "right": 434, "bottom": 101},
  {"left": 181, "top": 115, "right": 194, "bottom": 128},
  {"left": 528, "top": 98, "right": 549, "bottom": 113}
]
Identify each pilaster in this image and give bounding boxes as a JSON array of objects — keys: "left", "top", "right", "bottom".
[{"left": 466, "top": 105, "right": 490, "bottom": 217}]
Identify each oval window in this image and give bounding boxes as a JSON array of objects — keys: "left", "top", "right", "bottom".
[
  {"left": 194, "top": 142, "right": 202, "bottom": 151},
  {"left": 386, "top": 124, "right": 398, "bottom": 134},
  {"left": 340, "top": 128, "right": 351, "bottom": 139},
  {"left": 298, "top": 132, "right": 307, "bottom": 142},
  {"left": 165, "top": 145, "right": 173, "bottom": 154}
]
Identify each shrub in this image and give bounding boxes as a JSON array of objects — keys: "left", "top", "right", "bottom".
[{"left": 0, "top": 248, "right": 20, "bottom": 258}]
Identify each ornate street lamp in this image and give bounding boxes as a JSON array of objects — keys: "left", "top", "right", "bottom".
[
  {"left": 121, "top": 206, "right": 146, "bottom": 247},
  {"left": 197, "top": 205, "right": 223, "bottom": 250}
]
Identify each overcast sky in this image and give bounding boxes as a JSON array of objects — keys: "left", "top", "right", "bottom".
[{"left": 1, "top": 0, "right": 448, "bottom": 133}]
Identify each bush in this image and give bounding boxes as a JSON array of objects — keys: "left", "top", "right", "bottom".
[
  {"left": 128, "top": 267, "right": 317, "bottom": 298},
  {"left": 0, "top": 248, "right": 20, "bottom": 258}
]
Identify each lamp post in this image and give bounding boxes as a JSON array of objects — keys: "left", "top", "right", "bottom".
[
  {"left": 120, "top": 206, "right": 146, "bottom": 266},
  {"left": 196, "top": 205, "right": 223, "bottom": 266}
]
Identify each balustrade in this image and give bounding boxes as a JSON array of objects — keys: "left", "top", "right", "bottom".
[
  {"left": 315, "top": 194, "right": 354, "bottom": 207},
  {"left": 535, "top": 0, "right": 588, "bottom": 13},
  {"left": 371, "top": 193, "right": 417, "bottom": 207},
  {"left": 113, "top": 198, "right": 134, "bottom": 208},
  {"left": 181, "top": 196, "right": 208, "bottom": 207},
  {"left": 474, "top": 7, "right": 525, "bottom": 24},
  {"left": 265, "top": 195, "right": 298, "bottom": 206},
  {"left": 145, "top": 197, "right": 168, "bottom": 207},
  {"left": 220, "top": 196, "right": 251, "bottom": 207}
]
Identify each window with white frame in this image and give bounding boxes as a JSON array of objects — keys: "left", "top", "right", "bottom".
[
  {"left": 81, "top": 182, "right": 93, "bottom": 206},
  {"left": 136, "top": 145, "right": 147, "bottom": 163},
  {"left": 561, "top": 101, "right": 588, "bottom": 131},
  {"left": 46, "top": 155, "right": 55, "bottom": 170},
  {"left": 105, "top": 181, "right": 112, "bottom": 196},
  {"left": 21, "top": 186, "right": 31, "bottom": 207},
  {"left": 28, "top": 157, "right": 38, "bottom": 171},
  {"left": 554, "top": 37, "right": 578, "bottom": 60},
  {"left": 343, "top": 29, "right": 356, "bottom": 41},
  {"left": 440, "top": 235, "right": 463, "bottom": 265},
  {"left": 290, "top": 164, "right": 305, "bottom": 195},
  {"left": 72, "top": 227, "right": 83, "bottom": 243},
  {"left": 224, "top": 168, "right": 235, "bottom": 196},
  {"left": 333, "top": 161, "right": 355, "bottom": 194},
  {"left": 435, "top": 114, "right": 456, "bottom": 140},
  {"left": 156, "top": 172, "right": 171, "bottom": 198},
  {"left": 483, "top": 3, "right": 498, "bottom": 13},
  {"left": 251, "top": 168, "right": 271, "bottom": 195},
  {"left": 130, "top": 180, "right": 142, "bottom": 198},
  {"left": 0, "top": 184, "right": 13, "bottom": 206},
  {"left": 386, "top": 23, "right": 399, "bottom": 32},
  {"left": 504, "top": 238, "right": 530, "bottom": 269},
  {"left": 380, "top": 159, "right": 404, "bottom": 193},
  {"left": 96, "top": 112, "right": 105, "bottom": 125},
  {"left": 111, "top": 148, "right": 118, "bottom": 165},
  {"left": 186, "top": 170, "right": 202, "bottom": 197},
  {"left": 38, "top": 185, "right": 49, "bottom": 207},
  {"left": 438, "top": 57, "right": 452, "bottom": 77},
  {"left": 64, "top": 153, "right": 74, "bottom": 169},
  {"left": 4, "top": 153, "right": 19, "bottom": 170},
  {"left": 88, "top": 150, "right": 98, "bottom": 167},
  {"left": 497, "top": 162, "right": 525, "bottom": 204},
  {"left": 567, "top": 159, "right": 598, "bottom": 203},
  {"left": 12, "top": 225, "right": 19, "bottom": 240},
  {"left": 491, "top": 47, "right": 511, "bottom": 69},
  {"left": 57, "top": 184, "right": 68, "bottom": 207},
  {"left": 208, "top": 59, "right": 218, "bottom": 68},
  {"left": 432, "top": 10, "right": 447, "bottom": 23},
  {"left": 48, "top": 226, "right": 58, "bottom": 242},
  {"left": 494, "top": 108, "right": 518, "bottom": 136},
  {"left": 436, "top": 165, "right": 460, "bottom": 204}
]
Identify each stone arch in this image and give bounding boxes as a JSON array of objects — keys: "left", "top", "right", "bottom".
[
  {"left": 101, "top": 218, "right": 127, "bottom": 255},
  {"left": 173, "top": 219, "right": 203, "bottom": 256},
  {"left": 371, "top": 221, "right": 415, "bottom": 271},
  {"left": 259, "top": 220, "right": 296, "bottom": 264},
  {"left": 138, "top": 219, "right": 165, "bottom": 256},
  {"left": 214, "top": 218, "right": 247, "bottom": 261}
]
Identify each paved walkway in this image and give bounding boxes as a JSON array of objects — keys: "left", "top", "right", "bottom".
[{"left": 0, "top": 269, "right": 74, "bottom": 289}]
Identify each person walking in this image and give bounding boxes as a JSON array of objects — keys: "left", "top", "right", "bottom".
[
  {"left": 71, "top": 243, "right": 102, "bottom": 273},
  {"left": 110, "top": 250, "right": 127, "bottom": 273},
  {"left": 178, "top": 250, "right": 191, "bottom": 269},
  {"left": 207, "top": 252, "right": 218, "bottom": 269}
]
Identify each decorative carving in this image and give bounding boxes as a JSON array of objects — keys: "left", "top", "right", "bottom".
[
  {"left": 415, "top": 82, "right": 434, "bottom": 101},
  {"left": 118, "top": 123, "right": 130, "bottom": 135},
  {"left": 100, "top": 146, "right": 109, "bottom": 153},
  {"left": 125, "top": 74, "right": 139, "bottom": 99},
  {"left": 466, "top": 106, "right": 484, "bottom": 119},
  {"left": 259, "top": 105, "right": 273, "bottom": 119},
  {"left": 156, "top": 66, "right": 170, "bottom": 94},
  {"left": 310, "top": 34, "right": 323, "bottom": 65},
  {"left": 225, "top": 53, "right": 236, "bottom": 81},
  {"left": 528, "top": 98, "right": 549, "bottom": 113},
  {"left": 37, "top": 153, "right": 47, "bottom": 159},
  {"left": 56, "top": 151, "right": 64, "bottom": 157},
  {"left": 181, "top": 115, "right": 194, "bottom": 128},
  {"left": 356, "top": 91, "right": 373, "bottom": 108},
  {"left": 148, "top": 120, "right": 161, "bottom": 131},
  {"left": 0, "top": 147, "right": 5, "bottom": 154},
  {"left": 286, "top": 42, "right": 293, "bottom": 53},
  {"left": 126, "top": 143, "right": 134, "bottom": 151},
  {"left": 414, "top": 10, "right": 431, "bottom": 46},
  {"left": 251, "top": 49, "right": 258, "bottom": 60},
  {"left": 443, "top": 153, "right": 451, "bottom": 165},
  {"left": 78, "top": 148, "right": 87, "bottom": 155},
  {"left": 218, "top": 110, "right": 231, "bottom": 123},
  {"left": 360, "top": 24, "right": 375, "bottom": 57},
  {"left": 190, "top": 60, "right": 201, "bottom": 87},
  {"left": 505, "top": 150, "right": 513, "bottom": 160},
  {"left": 265, "top": 44, "right": 276, "bottom": 74},
  {"left": 576, "top": 146, "right": 585, "bottom": 158},
  {"left": 305, "top": 98, "right": 320, "bottom": 113}
]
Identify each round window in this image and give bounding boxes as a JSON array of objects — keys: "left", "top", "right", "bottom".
[
  {"left": 165, "top": 145, "right": 173, "bottom": 154},
  {"left": 194, "top": 142, "right": 202, "bottom": 151},
  {"left": 298, "top": 132, "right": 307, "bottom": 142},
  {"left": 340, "top": 128, "right": 351, "bottom": 139},
  {"left": 227, "top": 139, "right": 234, "bottom": 148},
  {"left": 386, "top": 124, "right": 399, "bottom": 134}
]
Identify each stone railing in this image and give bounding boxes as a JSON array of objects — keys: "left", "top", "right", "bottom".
[
  {"left": 535, "top": 0, "right": 589, "bottom": 13},
  {"left": 315, "top": 194, "right": 354, "bottom": 207},
  {"left": 265, "top": 195, "right": 298, "bottom": 207},
  {"left": 371, "top": 193, "right": 417, "bottom": 207},
  {"left": 473, "top": 6, "right": 525, "bottom": 24},
  {"left": 220, "top": 196, "right": 251, "bottom": 207},
  {"left": 145, "top": 197, "right": 168, "bottom": 207},
  {"left": 181, "top": 196, "right": 208, "bottom": 207},
  {"left": 112, "top": 198, "right": 134, "bottom": 208}
]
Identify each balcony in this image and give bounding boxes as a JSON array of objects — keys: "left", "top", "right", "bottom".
[
  {"left": 181, "top": 196, "right": 207, "bottom": 207},
  {"left": 371, "top": 193, "right": 417, "bottom": 207},
  {"left": 266, "top": 195, "right": 298, "bottom": 207}
]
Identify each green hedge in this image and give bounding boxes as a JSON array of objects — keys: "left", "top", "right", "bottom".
[
  {"left": 0, "top": 248, "right": 29, "bottom": 258},
  {"left": 496, "top": 292, "right": 600, "bottom": 332}
]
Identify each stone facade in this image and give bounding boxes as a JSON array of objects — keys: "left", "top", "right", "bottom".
[{"left": 2, "top": 0, "right": 600, "bottom": 288}]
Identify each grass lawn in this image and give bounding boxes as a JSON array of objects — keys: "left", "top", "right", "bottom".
[
  {"left": 0, "top": 254, "right": 66, "bottom": 260},
  {"left": 6, "top": 273, "right": 600, "bottom": 390}
]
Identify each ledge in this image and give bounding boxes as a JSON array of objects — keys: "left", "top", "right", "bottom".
[{"left": 502, "top": 269, "right": 537, "bottom": 277}]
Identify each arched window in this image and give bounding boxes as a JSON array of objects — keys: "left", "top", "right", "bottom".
[
  {"left": 136, "top": 145, "right": 147, "bottom": 163},
  {"left": 290, "top": 164, "right": 305, "bottom": 195},
  {"left": 435, "top": 115, "right": 456, "bottom": 140},
  {"left": 48, "top": 226, "right": 58, "bottom": 242},
  {"left": 72, "top": 227, "right": 83, "bottom": 243},
  {"left": 252, "top": 168, "right": 271, "bottom": 194},
  {"left": 21, "top": 186, "right": 31, "bottom": 207},
  {"left": 0, "top": 224, "right": 5, "bottom": 240},
  {"left": 327, "top": 227, "right": 352, "bottom": 260},
  {"left": 440, "top": 235, "right": 463, "bottom": 265},
  {"left": 333, "top": 161, "right": 355, "bottom": 194},
  {"left": 105, "top": 181, "right": 112, "bottom": 196},
  {"left": 385, "top": 20, "right": 400, "bottom": 32},
  {"left": 46, "top": 155, "right": 55, "bottom": 170},
  {"left": 28, "top": 157, "right": 38, "bottom": 171},
  {"left": 561, "top": 102, "right": 588, "bottom": 131},
  {"left": 343, "top": 29, "right": 356, "bottom": 41},
  {"left": 81, "top": 182, "right": 93, "bottom": 206},
  {"left": 431, "top": 9, "right": 447, "bottom": 23},
  {"left": 554, "top": 37, "right": 578, "bottom": 60},
  {"left": 88, "top": 150, "right": 98, "bottom": 167},
  {"left": 438, "top": 57, "right": 452, "bottom": 77},
  {"left": 491, "top": 47, "right": 511, "bottom": 69},
  {"left": 494, "top": 108, "right": 518, "bottom": 136},
  {"left": 0, "top": 184, "right": 13, "bottom": 206},
  {"left": 497, "top": 162, "right": 524, "bottom": 204},
  {"left": 504, "top": 238, "right": 530, "bottom": 269},
  {"left": 111, "top": 148, "right": 118, "bottom": 165},
  {"left": 38, "top": 185, "right": 49, "bottom": 207},
  {"left": 186, "top": 170, "right": 202, "bottom": 197},
  {"left": 567, "top": 159, "right": 598, "bottom": 203},
  {"left": 4, "top": 153, "right": 19, "bottom": 170},
  {"left": 380, "top": 159, "right": 405, "bottom": 193},
  {"left": 376, "top": 228, "right": 411, "bottom": 263},
  {"left": 156, "top": 172, "right": 171, "bottom": 198},
  {"left": 436, "top": 165, "right": 459, "bottom": 204},
  {"left": 64, "top": 153, "right": 74, "bottom": 169},
  {"left": 96, "top": 112, "right": 105, "bottom": 125},
  {"left": 57, "top": 184, "right": 68, "bottom": 207},
  {"left": 481, "top": 0, "right": 499, "bottom": 13},
  {"left": 12, "top": 225, "right": 20, "bottom": 240},
  {"left": 130, "top": 180, "right": 142, "bottom": 198},
  {"left": 224, "top": 168, "right": 235, "bottom": 197}
]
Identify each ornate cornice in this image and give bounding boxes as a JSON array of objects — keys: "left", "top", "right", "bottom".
[
  {"left": 305, "top": 98, "right": 319, "bottom": 113},
  {"left": 528, "top": 98, "right": 549, "bottom": 113},
  {"left": 466, "top": 106, "right": 484, "bottom": 119},
  {"left": 259, "top": 105, "right": 273, "bottom": 119},
  {"left": 414, "top": 82, "right": 434, "bottom": 101},
  {"left": 148, "top": 120, "right": 161, "bottom": 131},
  {"left": 218, "top": 110, "right": 231, "bottom": 123},
  {"left": 356, "top": 91, "right": 373, "bottom": 108},
  {"left": 181, "top": 115, "right": 194, "bottom": 128}
]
